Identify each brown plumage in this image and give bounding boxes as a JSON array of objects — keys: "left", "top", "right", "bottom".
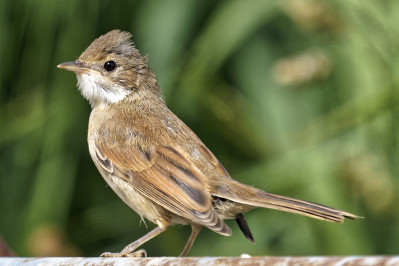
[{"left": 58, "top": 30, "right": 360, "bottom": 257}]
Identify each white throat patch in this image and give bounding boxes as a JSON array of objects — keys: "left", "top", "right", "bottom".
[{"left": 76, "top": 72, "right": 130, "bottom": 108}]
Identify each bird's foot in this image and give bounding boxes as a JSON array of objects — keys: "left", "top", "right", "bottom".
[{"left": 100, "top": 249, "right": 147, "bottom": 257}]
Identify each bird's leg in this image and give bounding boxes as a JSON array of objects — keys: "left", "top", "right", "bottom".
[
  {"left": 101, "top": 220, "right": 170, "bottom": 257},
  {"left": 179, "top": 224, "right": 202, "bottom": 257}
]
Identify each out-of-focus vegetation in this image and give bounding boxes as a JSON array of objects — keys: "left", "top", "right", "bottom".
[{"left": 1, "top": 0, "right": 398, "bottom": 257}]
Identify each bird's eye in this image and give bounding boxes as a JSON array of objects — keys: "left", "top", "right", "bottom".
[{"left": 104, "top": 61, "right": 117, "bottom": 71}]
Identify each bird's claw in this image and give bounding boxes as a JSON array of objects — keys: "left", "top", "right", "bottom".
[{"left": 100, "top": 249, "right": 147, "bottom": 257}]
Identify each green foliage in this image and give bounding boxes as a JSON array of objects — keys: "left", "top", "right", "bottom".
[{"left": 1, "top": 0, "right": 398, "bottom": 256}]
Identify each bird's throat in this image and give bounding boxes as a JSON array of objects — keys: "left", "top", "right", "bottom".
[{"left": 77, "top": 72, "right": 131, "bottom": 109}]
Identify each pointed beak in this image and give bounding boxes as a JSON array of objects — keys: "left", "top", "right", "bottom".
[{"left": 57, "top": 60, "right": 89, "bottom": 73}]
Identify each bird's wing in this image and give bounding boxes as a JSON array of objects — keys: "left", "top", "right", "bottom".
[{"left": 93, "top": 132, "right": 231, "bottom": 235}]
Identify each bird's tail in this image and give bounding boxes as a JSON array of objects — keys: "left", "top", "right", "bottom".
[{"left": 213, "top": 178, "right": 360, "bottom": 223}]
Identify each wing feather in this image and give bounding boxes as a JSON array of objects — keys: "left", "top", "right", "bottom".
[{"left": 94, "top": 135, "right": 231, "bottom": 235}]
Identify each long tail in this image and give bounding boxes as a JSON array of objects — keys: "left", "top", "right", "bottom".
[{"left": 213, "top": 178, "right": 360, "bottom": 223}]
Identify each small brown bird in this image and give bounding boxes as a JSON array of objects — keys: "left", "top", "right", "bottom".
[{"left": 58, "top": 30, "right": 359, "bottom": 257}]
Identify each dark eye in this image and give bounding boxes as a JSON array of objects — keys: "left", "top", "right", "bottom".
[{"left": 104, "top": 61, "right": 116, "bottom": 71}]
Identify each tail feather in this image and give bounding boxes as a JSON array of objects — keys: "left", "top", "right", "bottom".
[
  {"left": 235, "top": 213, "right": 255, "bottom": 243},
  {"left": 257, "top": 191, "right": 359, "bottom": 222},
  {"left": 213, "top": 178, "right": 360, "bottom": 223}
]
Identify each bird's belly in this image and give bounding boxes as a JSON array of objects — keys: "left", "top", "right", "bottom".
[{"left": 102, "top": 171, "right": 165, "bottom": 223}]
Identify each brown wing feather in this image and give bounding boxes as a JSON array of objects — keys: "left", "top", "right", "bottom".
[
  {"left": 198, "top": 144, "right": 255, "bottom": 240},
  {"left": 94, "top": 138, "right": 231, "bottom": 236}
]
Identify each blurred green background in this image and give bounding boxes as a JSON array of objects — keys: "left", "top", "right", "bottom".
[{"left": 1, "top": 0, "right": 398, "bottom": 257}]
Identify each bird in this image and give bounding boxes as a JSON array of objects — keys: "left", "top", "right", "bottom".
[{"left": 57, "top": 29, "right": 360, "bottom": 257}]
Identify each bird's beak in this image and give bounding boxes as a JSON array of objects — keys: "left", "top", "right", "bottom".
[{"left": 57, "top": 60, "right": 89, "bottom": 73}]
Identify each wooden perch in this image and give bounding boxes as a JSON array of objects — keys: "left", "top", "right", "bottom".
[{"left": 0, "top": 256, "right": 398, "bottom": 265}]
